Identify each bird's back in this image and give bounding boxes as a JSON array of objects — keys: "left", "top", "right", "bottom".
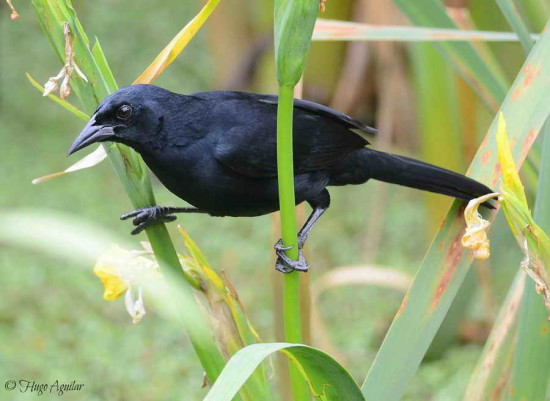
[{"left": 187, "top": 91, "right": 375, "bottom": 179}]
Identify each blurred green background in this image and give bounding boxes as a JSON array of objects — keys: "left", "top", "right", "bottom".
[{"left": 0, "top": 0, "right": 525, "bottom": 400}]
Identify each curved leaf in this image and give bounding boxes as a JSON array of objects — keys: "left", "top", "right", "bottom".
[{"left": 204, "top": 343, "right": 364, "bottom": 401}]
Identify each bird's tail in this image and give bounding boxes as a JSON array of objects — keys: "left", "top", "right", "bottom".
[{"left": 331, "top": 148, "right": 494, "bottom": 204}]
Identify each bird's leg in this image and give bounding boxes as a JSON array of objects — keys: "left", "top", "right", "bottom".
[
  {"left": 297, "top": 206, "right": 327, "bottom": 248},
  {"left": 120, "top": 206, "right": 207, "bottom": 235},
  {"left": 274, "top": 189, "right": 330, "bottom": 273}
]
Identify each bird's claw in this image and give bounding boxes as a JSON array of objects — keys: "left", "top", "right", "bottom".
[
  {"left": 274, "top": 239, "right": 293, "bottom": 252},
  {"left": 121, "top": 207, "right": 177, "bottom": 235},
  {"left": 274, "top": 240, "right": 309, "bottom": 273}
]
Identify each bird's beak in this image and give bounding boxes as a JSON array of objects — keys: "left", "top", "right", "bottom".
[{"left": 67, "top": 116, "right": 115, "bottom": 155}]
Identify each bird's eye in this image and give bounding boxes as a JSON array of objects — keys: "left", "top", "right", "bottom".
[{"left": 116, "top": 104, "right": 132, "bottom": 120}]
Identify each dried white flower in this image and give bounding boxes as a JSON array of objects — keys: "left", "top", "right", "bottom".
[
  {"left": 6, "top": 0, "right": 19, "bottom": 20},
  {"left": 42, "top": 22, "right": 88, "bottom": 99},
  {"left": 462, "top": 192, "right": 499, "bottom": 259}
]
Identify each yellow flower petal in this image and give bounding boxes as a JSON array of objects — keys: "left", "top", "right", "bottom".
[
  {"left": 93, "top": 264, "right": 128, "bottom": 300},
  {"left": 92, "top": 244, "right": 161, "bottom": 303}
]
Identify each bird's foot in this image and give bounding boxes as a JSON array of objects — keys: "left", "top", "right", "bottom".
[
  {"left": 274, "top": 239, "right": 309, "bottom": 273},
  {"left": 120, "top": 206, "right": 177, "bottom": 235}
]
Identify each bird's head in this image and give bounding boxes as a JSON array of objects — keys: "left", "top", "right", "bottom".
[{"left": 68, "top": 84, "right": 171, "bottom": 155}]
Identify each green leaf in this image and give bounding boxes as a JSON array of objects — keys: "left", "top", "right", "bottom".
[
  {"left": 313, "top": 19, "right": 538, "bottom": 42},
  {"left": 496, "top": 0, "right": 535, "bottom": 52},
  {"left": 362, "top": 19, "right": 550, "bottom": 401},
  {"left": 274, "top": 0, "right": 318, "bottom": 87},
  {"left": 91, "top": 38, "right": 118, "bottom": 93},
  {"left": 509, "top": 125, "right": 550, "bottom": 400},
  {"left": 463, "top": 273, "right": 525, "bottom": 400},
  {"left": 204, "top": 343, "right": 365, "bottom": 401},
  {"left": 394, "top": 0, "right": 509, "bottom": 111},
  {"left": 26, "top": 73, "right": 89, "bottom": 121},
  {"left": 496, "top": 114, "right": 528, "bottom": 208}
]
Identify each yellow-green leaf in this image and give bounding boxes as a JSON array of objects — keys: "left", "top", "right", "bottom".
[
  {"left": 133, "top": 0, "right": 220, "bottom": 84},
  {"left": 496, "top": 113, "right": 528, "bottom": 208}
]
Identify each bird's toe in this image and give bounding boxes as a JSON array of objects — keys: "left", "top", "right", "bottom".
[
  {"left": 132, "top": 211, "right": 154, "bottom": 226},
  {"left": 162, "top": 215, "right": 177, "bottom": 223},
  {"left": 121, "top": 207, "right": 149, "bottom": 220},
  {"left": 275, "top": 259, "right": 295, "bottom": 274},
  {"left": 274, "top": 239, "right": 293, "bottom": 253},
  {"left": 126, "top": 208, "right": 177, "bottom": 235},
  {"left": 275, "top": 256, "right": 309, "bottom": 273},
  {"left": 274, "top": 245, "right": 309, "bottom": 273},
  {"left": 130, "top": 222, "right": 148, "bottom": 235}
]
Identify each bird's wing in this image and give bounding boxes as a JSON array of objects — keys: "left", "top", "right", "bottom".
[
  {"left": 257, "top": 95, "right": 377, "bottom": 140},
  {"left": 197, "top": 91, "right": 375, "bottom": 178}
]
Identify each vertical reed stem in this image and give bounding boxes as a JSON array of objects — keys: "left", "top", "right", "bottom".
[{"left": 277, "top": 84, "right": 308, "bottom": 400}]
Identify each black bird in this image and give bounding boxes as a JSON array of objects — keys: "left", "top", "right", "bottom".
[{"left": 68, "top": 84, "right": 493, "bottom": 273}]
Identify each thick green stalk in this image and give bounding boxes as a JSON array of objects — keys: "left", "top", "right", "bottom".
[
  {"left": 31, "top": 0, "right": 228, "bottom": 385},
  {"left": 273, "top": 1, "right": 318, "bottom": 399},
  {"left": 277, "top": 86, "right": 300, "bottom": 263},
  {"left": 277, "top": 84, "right": 309, "bottom": 400}
]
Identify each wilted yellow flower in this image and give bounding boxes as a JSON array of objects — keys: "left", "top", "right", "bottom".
[
  {"left": 93, "top": 244, "right": 161, "bottom": 324},
  {"left": 462, "top": 192, "right": 500, "bottom": 259},
  {"left": 93, "top": 263, "right": 128, "bottom": 300}
]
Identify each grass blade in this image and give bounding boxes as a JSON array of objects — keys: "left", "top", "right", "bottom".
[
  {"left": 91, "top": 38, "right": 118, "bottom": 93},
  {"left": 361, "top": 20, "right": 550, "bottom": 401},
  {"left": 26, "top": 73, "right": 89, "bottom": 121},
  {"left": 393, "top": 0, "right": 508, "bottom": 111},
  {"left": 496, "top": 4, "right": 550, "bottom": 395},
  {"left": 204, "top": 343, "right": 364, "bottom": 401},
  {"left": 508, "top": 125, "right": 550, "bottom": 400},
  {"left": 313, "top": 19, "right": 537, "bottom": 42},
  {"left": 496, "top": 0, "right": 535, "bottom": 52},
  {"left": 463, "top": 273, "right": 525, "bottom": 400}
]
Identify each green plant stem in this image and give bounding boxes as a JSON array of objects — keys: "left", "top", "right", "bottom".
[
  {"left": 276, "top": 85, "right": 300, "bottom": 262},
  {"left": 146, "top": 225, "right": 226, "bottom": 380},
  {"left": 277, "top": 84, "right": 308, "bottom": 400},
  {"left": 101, "top": 142, "right": 228, "bottom": 388},
  {"left": 508, "top": 122, "right": 550, "bottom": 400},
  {"left": 31, "top": 0, "right": 229, "bottom": 386}
]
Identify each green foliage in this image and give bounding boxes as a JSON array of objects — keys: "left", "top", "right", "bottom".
[
  {"left": 362, "top": 17, "right": 550, "bottom": 401},
  {"left": 204, "top": 343, "right": 364, "bottom": 401},
  {"left": 394, "top": 0, "right": 509, "bottom": 111},
  {"left": 274, "top": 0, "right": 318, "bottom": 87},
  {"left": 30, "top": 0, "right": 228, "bottom": 386},
  {"left": 273, "top": 2, "right": 320, "bottom": 399},
  {"left": 4, "top": 0, "right": 550, "bottom": 399}
]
